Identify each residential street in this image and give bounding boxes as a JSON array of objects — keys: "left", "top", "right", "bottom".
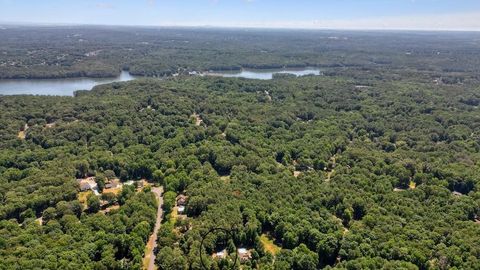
[{"left": 143, "top": 186, "right": 164, "bottom": 270}]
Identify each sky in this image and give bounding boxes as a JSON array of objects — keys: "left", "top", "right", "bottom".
[{"left": 1, "top": 0, "right": 480, "bottom": 31}]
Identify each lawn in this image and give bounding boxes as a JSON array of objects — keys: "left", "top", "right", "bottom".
[{"left": 102, "top": 186, "right": 122, "bottom": 195}]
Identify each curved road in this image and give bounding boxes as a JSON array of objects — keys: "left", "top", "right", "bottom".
[{"left": 144, "top": 186, "right": 164, "bottom": 270}]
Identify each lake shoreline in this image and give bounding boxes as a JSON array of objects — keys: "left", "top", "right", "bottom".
[
  {"left": 0, "top": 67, "right": 322, "bottom": 96},
  {"left": 205, "top": 67, "right": 322, "bottom": 80},
  {"left": 0, "top": 65, "right": 324, "bottom": 81},
  {"left": 0, "top": 70, "right": 136, "bottom": 96}
]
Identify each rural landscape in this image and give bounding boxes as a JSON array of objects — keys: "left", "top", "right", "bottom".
[{"left": 1, "top": 1, "right": 480, "bottom": 270}]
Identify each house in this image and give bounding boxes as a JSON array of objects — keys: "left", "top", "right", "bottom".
[
  {"left": 237, "top": 248, "right": 252, "bottom": 262},
  {"left": 79, "top": 181, "right": 91, "bottom": 191},
  {"left": 177, "top": 195, "right": 188, "bottom": 206},
  {"left": 213, "top": 249, "right": 227, "bottom": 260},
  {"left": 178, "top": 205, "right": 186, "bottom": 214},
  {"left": 105, "top": 179, "right": 120, "bottom": 189},
  {"left": 77, "top": 177, "right": 99, "bottom": 195},
  {"left": 124, "top": 180, "right": 135, "bottom": 186},
  {"left": 45, "top": 123, "right": 56, "bottom": 128}
]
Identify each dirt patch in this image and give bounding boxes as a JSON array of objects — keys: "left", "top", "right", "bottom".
[
  {"left": 18, "top": 124, "right": 29, "bottom": 139},
  {"left": 192, "top": 113, "right": 203, "bottom": 126},
  {"left": 293, "top": 171, "right": 301, "bottom": 178},
  {"left": 232, "top": 190, "right": 242, "bottom": 197}
]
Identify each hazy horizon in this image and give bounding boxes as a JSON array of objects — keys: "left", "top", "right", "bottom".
[
  {"left": 1, "top": 0, "right": 480, "bottom": 31},
  {"left": 1, "top": 21, "right": 480, "bottom": 33}
]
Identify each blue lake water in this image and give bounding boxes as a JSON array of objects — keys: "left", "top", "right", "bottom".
[
  {"left": 210, "top": 67, "right": 321, "bottom": 80},
  {"left": 0, "top": 71, "right": 135, "bottom": 96},
  {"left": 0, "top": 68, "right": 321, "bottom": 96}
]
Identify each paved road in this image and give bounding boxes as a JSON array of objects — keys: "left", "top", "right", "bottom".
[{"left": 144, "top": 186, "right": 164, "bottom": 270}]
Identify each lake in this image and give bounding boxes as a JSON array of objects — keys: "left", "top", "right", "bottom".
[
  {"left": 0, "top": 68, "right": 321, "bottom": 96},
  {"left": 209, "top": 67, "right": 321, "bottom": 80},
  {"left": 0, "top": 71, "right": 136, "bottom": 96}
]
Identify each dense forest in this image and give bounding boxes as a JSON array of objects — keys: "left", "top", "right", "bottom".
[
  {"left": 1, "top": 68, "right": 480, "bottom": 269},
  {"left": 1, "top": 27, "right": 480, "bottom": 270},
  {"left": 1, "top": 26, "right": 480, "bottom": 81}
]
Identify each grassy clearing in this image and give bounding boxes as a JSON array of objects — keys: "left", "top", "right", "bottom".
[
  {"left": 103, "top": 186, "right": 122, "bottom": 195},
  {"left": 17, "top": 130, "right": 26, "bottom": 140},
  {"left": 170, "top": 206, "right": 178, "bottom": 223},
  {"left": 220, "top": 175, "right": 230, "bottom": 183},
  {"left": 409, "top": 181, "right": 417, "bottom": 189},
  {"left": 260, "top": 234, "right": 281, "bottom": 256},
  {"left": 78, "top": 191, "right": 93, "bottom": 207}
]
